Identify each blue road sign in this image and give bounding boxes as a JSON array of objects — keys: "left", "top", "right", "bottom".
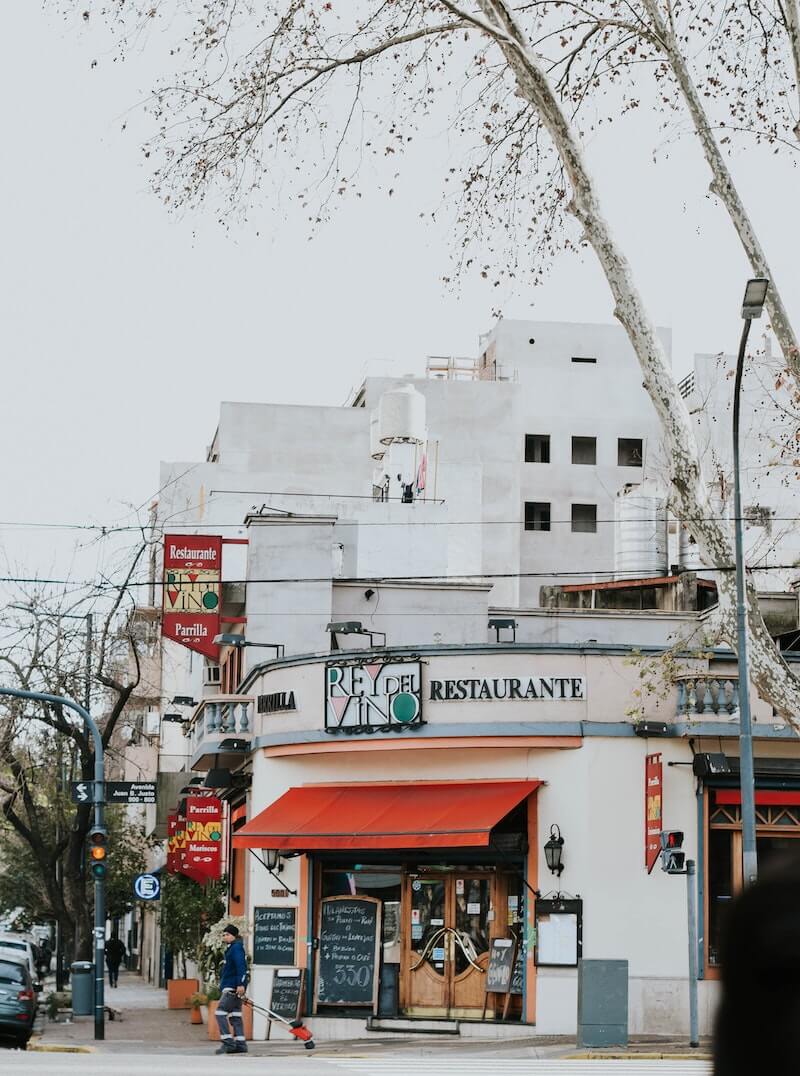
[{"left": 134, "top": 873, "right": 161, "bottom": 901}]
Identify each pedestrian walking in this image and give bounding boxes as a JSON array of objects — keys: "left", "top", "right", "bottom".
[
  {"left": 714, "top": 856, "right": 800, "bottom": 1074},
  {"left": 214, "top": 925, "right": 249, "bottom": 1055},
  {"left": 105, "top": 935, "right": 127, "bottom": 988}
]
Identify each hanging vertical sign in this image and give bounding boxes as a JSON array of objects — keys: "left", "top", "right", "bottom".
[
  {"left": 182, "top": 796, "right": 224, "bottom": 881},
  {"left": 161, "top": 534, "right": 222, "bottom": 660},
  {"left": 645, "top": 753, "right": 663, "bottom": 874}
]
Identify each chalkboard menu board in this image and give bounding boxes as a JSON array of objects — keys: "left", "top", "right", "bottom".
[
  {"left": 485, "top": 938, "right": 516, "bottom": 994},
  {"left": 510, "top": 950, "right": 524, "bottom": 996},
  {"left": 315, "top": 896, "right": 381, "bottom": 1011},
  {"left": 253, "top": 906, "right": 296, "bottom": 966},
  {"left": 269, "top": 968, "right": 304, "bottom": 1021}
]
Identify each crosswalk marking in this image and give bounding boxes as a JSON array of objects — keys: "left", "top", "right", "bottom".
[{"left": 322, "top": 1059, "right": 712, "bottom": 1075}]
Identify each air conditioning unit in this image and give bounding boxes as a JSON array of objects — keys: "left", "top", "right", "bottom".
[{"left": 144, "top": 711, "right": 160, "bottom": 735}]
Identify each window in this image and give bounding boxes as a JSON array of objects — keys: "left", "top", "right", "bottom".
[
  {"left": 524, "top": 502, "right": 551, "bottom": 531},
  {"left": 525, "top": 434, "right": 550, "bottom": 463},
  {"left": 618, "top": 438, "right": 643, "bottom": 467},
  {"left": 571, "top": 436, "right": 597, "bottom": 465},
  {"left": 571, "top": 504, "right": 597, "bottom": 533},
  {"left": 571, "top": 356, "right": 597, "bottom": 364}
]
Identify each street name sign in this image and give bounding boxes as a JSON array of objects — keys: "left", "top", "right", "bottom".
[
  {"left": 107, "top": 782, "right": 157, "bottom": 804},
  {"left": 70, "top": 781, "right": 158, "bottom": 805}
]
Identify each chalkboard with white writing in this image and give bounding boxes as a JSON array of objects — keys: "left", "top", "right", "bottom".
[
  {"left": 485, "top": 938, "right": 516, "bottom": 995},
  {"left": 510, "top": 950, "right": 524, "bottom": 995},
  {"left": 315, "top": 896, "right": 381, "bottom": 1011},
  {"left": 253, "top": 906, "right": 296, "bottom": 966},
  {"left": 269, "top": 968, "right": 304, "bottom": 1021}
]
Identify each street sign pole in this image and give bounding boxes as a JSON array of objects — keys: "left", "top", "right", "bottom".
[{"left": 0, "top": 686, "right": 105, "bottom": 1041}]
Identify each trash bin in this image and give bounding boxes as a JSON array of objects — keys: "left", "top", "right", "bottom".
[{"left": 70, "top": 962, "right": 94, "bottom": 1016}]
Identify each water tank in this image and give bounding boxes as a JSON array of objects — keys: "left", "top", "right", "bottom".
[
  {"left": 678, "top": 524, "right": 705, "bottom": 571},
  {"left": 369, "top": 412, "right": 385, "bottom": 460},
  {"left": 614, "top": 481, "right": 668, "bottom": 578},
  {"left": 378, "top": 383, "right": 426, "bottom": 445}
]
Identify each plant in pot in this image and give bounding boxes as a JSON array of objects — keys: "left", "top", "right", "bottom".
[{"left": 160, "top": 872, "right": 226, "bottom": 1010}]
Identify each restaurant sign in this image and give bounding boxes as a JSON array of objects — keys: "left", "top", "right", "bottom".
[
  {"left": 645, "top": 753, "right": 663, "bottom": 874},
  {"left": 429, "top": 675, "right": 585, "bottom": 702},
  {"left": 161, "top": 534, "right": 221, "bottom": 660},
  {"left": 325, "top": 660, "right": 423, "bottom": 733}
]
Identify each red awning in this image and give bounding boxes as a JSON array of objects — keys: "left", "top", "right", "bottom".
[
  {"left": 715, "top": 789, "right": 800, "bottom": 806},
  {"left": 232, "top": 780, "right": 540, "bottom": 851}
]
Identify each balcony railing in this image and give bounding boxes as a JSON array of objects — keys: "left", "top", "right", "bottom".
[
  {"left": 189, "top": 695, "right": 255, "bottom": 753},
  {"left": 674, "top": 676, "right": 739, "bottom": 717}
]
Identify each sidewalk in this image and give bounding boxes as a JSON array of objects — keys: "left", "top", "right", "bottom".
[{"left": 30, "top": 971, "right": 711, "bottom": 1059}]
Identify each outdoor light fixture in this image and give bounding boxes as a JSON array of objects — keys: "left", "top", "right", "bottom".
[
  {"left": 488, "top": 617, "right": 517, "bottom": 643},
  {"left": 264, "top": 849, "right": 281, "bottom": 871},
  {"left": 218, "top": 738, "right": 249, "bottom": 752},
  {"left": 204, "top": 768, "right": 233, "bottom": 789},
  {"left": 212, "top": 633, "right": 285, "bottom": 658},
  {"left": 162, "top": 713, "right": 188, "bottom": 724},
  {"left": 326, "top": 621, "right": 386, "bottom": 651},
  {"left": 544, "top": 824, "right": 565, "bottom": 877},
  {"left": 741, "top": 277, "right": 769, "bottom": 320},
  {"left": 188, "top": 776, "right": 205, "bottom": 786},
  {"left": 171, "top": 696, "right": 196, "bottom": 707}
]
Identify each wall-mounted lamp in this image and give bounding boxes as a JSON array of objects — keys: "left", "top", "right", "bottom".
[
  {"left": 247, "top": 847, "right": 297, "bottom": 895},
  {"left": 212, "top": 633, "right": 285, "bottom": 659},
  {"left": 326, "top": 621, "right": 386, "bottom": 651},
  {"left": 488, "top": 617, "right": 517, "bottom": 643},
  {"left": 544, "top": 824, "right": 565, "bottom": 877},
  {"left": 162, "top": 713, "right": 189, "bottom": 725},
  {"left": 171, "top": 696, "right": 196, "bottom": 707}
]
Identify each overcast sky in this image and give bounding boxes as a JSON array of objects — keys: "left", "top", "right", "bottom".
[{"left": 2, "top": 5, "right": 798, "bottom": 584}]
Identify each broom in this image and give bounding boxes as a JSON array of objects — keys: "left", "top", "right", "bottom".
[{"left": 243, "top": 997, "right": 316, "bottom": 1050}]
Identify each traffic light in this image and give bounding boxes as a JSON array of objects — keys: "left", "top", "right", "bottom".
[
  {"left": 88, "top": 827, "right": 108, "bottom": 880},
  {"left": 660, "top": 830, "right": 685, "bottom": 874}
]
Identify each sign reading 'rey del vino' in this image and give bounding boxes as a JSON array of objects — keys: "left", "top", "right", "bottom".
[
  {"left": 161, "top": 534, "right": 221, "bottom": 660},
  {"left": 325, "top": 660, "right": 423, "bottom": 733}
]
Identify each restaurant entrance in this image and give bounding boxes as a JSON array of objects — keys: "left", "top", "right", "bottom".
[{"left": 402, "top": 870, "right": 520, "bottom": 1019}]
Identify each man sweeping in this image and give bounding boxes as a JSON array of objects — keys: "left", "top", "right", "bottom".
[{"left": 215, "top": 925, "right": 249, "bottom": 1055}]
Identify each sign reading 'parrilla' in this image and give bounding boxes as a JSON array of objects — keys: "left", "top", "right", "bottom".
[
  {"left": 429, "top": 676, "right": 585, "bottom": 702},
  {"left": 326, "top": 661, "right": 423, "bottom": 732}
]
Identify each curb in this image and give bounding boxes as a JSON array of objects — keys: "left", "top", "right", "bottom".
[
  {"left": 28, "top": 1039, "right": 95, "bottom": 1054},
  {"left": 565, "top": 1053, "right": 712, "bottom": 1061}
]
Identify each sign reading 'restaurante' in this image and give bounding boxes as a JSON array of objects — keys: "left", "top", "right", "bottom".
[
  {"left": 429, "top": 676, "right": 585, "bottom": 701},
  {"left": 161, "top": 534, "right": 222, "bottom": 660}
]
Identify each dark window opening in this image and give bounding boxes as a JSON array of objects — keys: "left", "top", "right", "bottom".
[
  {"left": 572, "top": 436, "right": 597, "bottom": 465},
  {"left": 618, "top": 438, "right": 644, "bottom": 467},
  {"left": 571, "top": 356, "right": 597, "bottom": 364},
  {"left": 525, "top": 434, "right": 550, "bottom": 463},
  {"left": 525, "top": 502, "right": 551, "bottom": 531},
  {"left": 571, "top": 504, "right": 597, "bottom": 533}
]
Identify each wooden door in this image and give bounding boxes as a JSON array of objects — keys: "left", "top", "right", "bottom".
[{"left": 402, "top": 873, "right": 497, "bottom": 1018}]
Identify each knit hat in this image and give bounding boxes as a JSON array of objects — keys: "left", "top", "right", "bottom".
[{"left": 222, "top": 924, "right": 239, "bottom": 937}]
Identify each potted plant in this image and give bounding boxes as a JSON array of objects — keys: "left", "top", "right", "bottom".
[
  {"left": 188, "top": 990, "right": 207, "bottom": 1025},
  {"left": 160, "top": 873, "right": 226, "bottom": 1009}
]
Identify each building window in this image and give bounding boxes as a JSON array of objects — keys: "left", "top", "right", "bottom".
[
  {"left": 571, "top": 356, "right": 597, "bottom": 364},
  {"left": 571, "top": 503, "right": 597, "bottom": 533},
  {"left": 571, "top": 436, "right": 597, "bottom": 465},
  {"left": 525, "top": 434, "right": 550, "bottom": 463},
  {"left": 618, "top": 438, "right": 643, "bottom": 467},
  {"left": 525, "top": 502, "right": 551, "bottom": 531}
]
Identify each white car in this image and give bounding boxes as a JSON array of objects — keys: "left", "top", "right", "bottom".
[{"left": 0, "top": 934, "right": 39, "bottom": 986}]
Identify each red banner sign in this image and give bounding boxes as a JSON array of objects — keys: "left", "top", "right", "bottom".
[
  {"left": 182, "top": 796, "right": 224, "bottom": 881},
  {"left": 645, "top": 752, "right": 663, "bottom": 874},
  {"left": 161, "top": 534, "right": 222, "bottom": 660}
]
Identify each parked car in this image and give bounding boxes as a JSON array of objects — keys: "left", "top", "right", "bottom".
[
  {"left": 0, "top": 936, "right": 39, "bottom": 992},
  {"left": 0, "top": 952, "right": 37, "bottom": 1047}
]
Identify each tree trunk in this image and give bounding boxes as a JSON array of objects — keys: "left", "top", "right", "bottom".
[{"left": 474, "top": 0, "right": 800, "bottom": 724}]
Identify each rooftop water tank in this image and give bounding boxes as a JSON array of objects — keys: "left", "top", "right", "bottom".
[
  {"left": 614, "top": 481, "right": 668, "bottom": 578},
  {"left": 378, "top": 383, "right": 426, "bottom": 446},
  {"left": 370, "top": 411, "right": 385, "bottom": 460}
]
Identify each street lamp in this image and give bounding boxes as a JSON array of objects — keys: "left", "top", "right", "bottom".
[{"left": 733, "top": 276, "right": 768, "bottom": 887}]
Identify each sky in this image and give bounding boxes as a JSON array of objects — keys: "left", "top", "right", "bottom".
[{"left": 1, "top": 4, "right": 798, "bottom": 585}]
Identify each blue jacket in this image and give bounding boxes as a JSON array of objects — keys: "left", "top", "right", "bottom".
[{"left": 219, "top": 938, "right": 248, "bottom": 991}]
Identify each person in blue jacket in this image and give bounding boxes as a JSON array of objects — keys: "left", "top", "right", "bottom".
[{"left": 215, "top": 925, "right": 249, "bottom": 1054}]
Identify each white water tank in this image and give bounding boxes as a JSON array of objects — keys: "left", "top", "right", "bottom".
[
  {"left": 369, "top": 412, "right": 385, "bottom": 460},
  {"left": 378, "top": 383, "right": 426, "bottom": 445},
  {"left": 614, "top": 481, "right": 668, "bottom": 578}
]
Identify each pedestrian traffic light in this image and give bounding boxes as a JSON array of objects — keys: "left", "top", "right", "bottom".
[
  {"left": 88, "top": 827, "right": 108, "bottom": 880},
  {"left": 660, "top": 830, "right": 685, "bottom": 874}
]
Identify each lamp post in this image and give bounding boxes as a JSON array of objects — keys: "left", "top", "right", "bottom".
[
  {"left": 0, "top": 686, "right": 105, "bottom": 1040},
  {"left": 733, "top": 277, "right": 769, "bottom": 887}
]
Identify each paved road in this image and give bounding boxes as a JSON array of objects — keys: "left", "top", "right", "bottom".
[{"left": 0, "top": 1053, "right": 713, "bottom": 1075}]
